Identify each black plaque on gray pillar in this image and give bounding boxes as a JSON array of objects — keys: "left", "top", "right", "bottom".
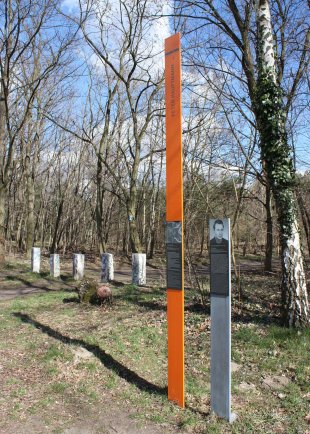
[
  {"left": 166, "top": 221, "right": 183, "bottom": 290},
  {"left": 210, "top": 218, "right": 230, "bottom": 297}
]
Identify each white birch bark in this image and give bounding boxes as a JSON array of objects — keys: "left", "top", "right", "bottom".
[
  {"left": 282, "top": 221, "right": 309, "bottom": 327},
  {"left": 256, "top": 0, "right": 309, "bottom": 326}
]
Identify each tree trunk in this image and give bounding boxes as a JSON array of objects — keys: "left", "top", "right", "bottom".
[
  {"left": 40, "top": 209, "right": 47, "bottom": 249},
  {"left": 128, "top": 218, "right": 142, "bottom": 253},
  {"left": 122, "top": 221, "right": 129, "bottom": 255},
  {"left": 50, "top": 199, "right": 64, "bottom": 254},
  {"left": 127, "top": 191, "right": 142, "bottom": 253},
  {"left": 16, "top": 207, "right": 25, "bottom": 252},
  {"left": 256, "top": 0, "right": 309, "bottom": 326},
  {"left": 148, "top": 228, "right": 156, "bottom": 259},
  {"left": 146, "top": 191, "right": 156, "bottom": 258},
  {"left": 115, "top": 198, "right": 122, "bottom": 254},
  {"left": 142, "top": 190, "right": 146, "bottom": 246},
  {"left": 95, "top": 158, "right": 106, "bottom": 254},
  {"left": 264, "top": 183, "right": 273, "bottom": 271},
  {"left": 199, "top": 219, "right": 205, "bottom": 257},
  {"left": 0, "top": 187, "right": 6, "bottom": 262},
  {"left": 103, "top": 196, "right": 115, "bottom": 245},
  {"left": 96, "top": 204, "right": 106, "bottom": 254},
  {"left": 25, "top": 156, "right": 35, "bottom": 258},
  {"left": 296, "top": 187, "right": 310, "bottom": 257},
  {"left": 281, "top": 217, "right": 309, "bottom": 327}
]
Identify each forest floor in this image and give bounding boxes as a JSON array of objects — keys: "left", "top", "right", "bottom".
[{"left": 0, "top": 254, "right": 309, "bottom": 433}]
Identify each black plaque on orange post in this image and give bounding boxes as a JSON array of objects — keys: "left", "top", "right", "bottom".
[{"left": 166, "top": 221, "right": 183, "bottom": 290}]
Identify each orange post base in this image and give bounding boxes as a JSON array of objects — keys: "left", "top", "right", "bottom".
[{"left": 167, "top": 289, "right": 185, "bottom": 407}]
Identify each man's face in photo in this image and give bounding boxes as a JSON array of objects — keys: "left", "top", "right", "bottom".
[{"left": 214, "top": 223, "right": 224, "bottom": 240}]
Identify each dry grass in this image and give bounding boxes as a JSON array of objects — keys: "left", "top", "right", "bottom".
[{"left": 0, "top": 258, "right": 309, "bottom": 433}]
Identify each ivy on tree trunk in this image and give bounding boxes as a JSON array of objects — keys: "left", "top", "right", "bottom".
[{"left": 255, "top": 0, "right": 309, "bottom": 327}]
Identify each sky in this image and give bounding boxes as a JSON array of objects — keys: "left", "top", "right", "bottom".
[
  {"left": 58, "top": 0, "right": 309, "bottom": 174},
  {"left": 61, "top": 0, "right": 172, "bottom": 73},
  {"left": 58, "top": 0, "right": 173, "bottom": 120}
]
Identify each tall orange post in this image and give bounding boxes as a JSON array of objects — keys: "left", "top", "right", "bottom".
[{"left": 165, "top": 33, "right": 184, "bottom": 408}]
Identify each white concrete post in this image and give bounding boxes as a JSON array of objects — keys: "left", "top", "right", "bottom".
[
  {"left": 50, "top": 254, "right": 60, "bottom": 278},
  {"left": 132, "top": 253, "right": 146, "bottom": 286},
  {"left": 31, "top": 247, "right": 40, "bottom": 273},
  {"left": 101, "top": 253, "right": 114, "bottom": 282},
  {"left": 73, "top": 254, "right": 85, "bottom": 280}
]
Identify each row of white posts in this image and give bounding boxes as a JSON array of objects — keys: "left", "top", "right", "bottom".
[{"left": 31, "top": 247, "right": 146, "bottom": 286}]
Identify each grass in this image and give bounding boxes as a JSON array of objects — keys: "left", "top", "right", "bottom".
[
  {"left": 50, "top": 382, "right": 70, "bottom": 394},
  {"left": 0, "top": 266, "right": 309, "bottom": 433}
]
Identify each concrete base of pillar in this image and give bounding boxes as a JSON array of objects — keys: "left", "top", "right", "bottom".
[
  {"left": 132, "top": 253, "right": 146, "bottom": 286},
  {"left": 50, "top": 254, "right": 60, "bottom": 278},
  {"left": 101, "top": 253, "right": 114, "bottom": 282},
  {"left": 73, "top": 254, "right": 85, "bottom": 280},
  {"left": 31, "top": 247, "right": 40, "bottom": 273}
]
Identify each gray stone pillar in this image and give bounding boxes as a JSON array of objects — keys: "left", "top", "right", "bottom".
[
  {"left": 209, "top": 218, "right": 236, "bottom": 422},
  {"left": 101, "top": 253, "right": 114, "bottom": 282},
  {"left": 132, "top": 253, "right": 146, "bottom": 286},
  {"left": 31, "top": 247, "right": 40, "bottom": 273},
  {"left": 50, "top": 254, "right": 60, "bottom": 278},
  {"left": 73, "top": 254, "right": 85, "bottom": 280}
]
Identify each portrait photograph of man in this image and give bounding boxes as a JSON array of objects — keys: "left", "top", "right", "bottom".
[
  {"left": 209, "top": 218, "right": 230, "bottom": 295},
  {"left": 210, "top": 219, "right": 229, "bottom": 248}
]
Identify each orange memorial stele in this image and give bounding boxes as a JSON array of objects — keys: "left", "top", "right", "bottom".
[{"left": 165, "top": 33, "right": 185, "bottom": 408}]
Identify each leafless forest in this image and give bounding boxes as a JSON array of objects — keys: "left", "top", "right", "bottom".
[{"left": 0, "top": 1, "right": 309, "bottom": 324}]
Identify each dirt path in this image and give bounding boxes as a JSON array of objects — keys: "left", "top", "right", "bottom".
[{"left": 0, "top": 396, "right": 168, "bottom": 434}]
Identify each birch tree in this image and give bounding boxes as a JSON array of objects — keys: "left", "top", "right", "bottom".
[
  {"left": 174, "top": 0, "right": 309, "bottom": 327},
  {"left": 255, "top": 0, "right": 308, "bottom": 326}
]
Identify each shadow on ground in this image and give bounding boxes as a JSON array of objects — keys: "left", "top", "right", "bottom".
[
  {"left": 112, "top": 286, "right": 281, "bottom": 325},
  {"left": 4, "top": 273, "right": 74, "bottom": 290},
  {"left": 13, "top": 312, "right": 167, "bottom": 397},
  {"left": 63, "top": 296, "right": 79, "bottom": 303}
]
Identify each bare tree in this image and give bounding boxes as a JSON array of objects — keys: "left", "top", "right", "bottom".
[
  {"left": 72, "top": 0, "right": 166, "bottom": 253},
  {"left": 174, "top": 0, "right": 309, "bottom": 326},
  {"left": 0, "top": 0, "right": 77, "bottom": 260}
]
